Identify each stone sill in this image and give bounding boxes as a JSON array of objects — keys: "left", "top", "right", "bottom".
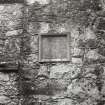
[
  {"left": 0, "top": 0, "right": 24, "bottom": 4},
  {"left": 0, "top": 67, "right": 18, "bottom": 72}
]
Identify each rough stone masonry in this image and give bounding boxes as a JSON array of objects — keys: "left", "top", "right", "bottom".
[
  {"left": 0, "top": 3, "right": 23, "bottom": 105},
  {"left": 0, "top": 0, "right": 105, "bottom": 105}
]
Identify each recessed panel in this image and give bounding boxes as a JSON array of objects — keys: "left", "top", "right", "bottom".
[{"left": 39, "top": 34, "right": 70, "bottom": 62}]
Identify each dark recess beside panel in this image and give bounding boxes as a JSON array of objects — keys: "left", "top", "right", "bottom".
[
  {"left": 0, "top": 63, "right": 19, "bottom": 72},
  {"left": 0, "top": 0, "right": 24, "bottom": 3}
]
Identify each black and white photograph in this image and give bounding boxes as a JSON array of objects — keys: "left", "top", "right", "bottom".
[{"left": 0, "top": 0, "right": 104, "bottom": 105}]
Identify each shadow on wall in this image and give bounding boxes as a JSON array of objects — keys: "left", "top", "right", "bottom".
[{"left": 21, "top": 77, "right": 67, "bottom": 96}]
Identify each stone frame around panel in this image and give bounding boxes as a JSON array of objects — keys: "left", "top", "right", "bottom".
[{"left": 39, "top": 33, "right": 70, "bottom": 62}]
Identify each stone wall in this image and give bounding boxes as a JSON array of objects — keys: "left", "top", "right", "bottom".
[
  {"left": 20, "top": 0, "right": 105, "bottom": 105},
  {"left": 0, "top": 0, "right": 105, "bottom": 105},
  {"left": 0, "top": 3, "right": 23, "bottom": 105}
]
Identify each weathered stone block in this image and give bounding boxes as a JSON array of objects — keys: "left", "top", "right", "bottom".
[
  {"left": 71, "top": 28, "right": 79, "bottom": 39},
  {"left": 22, "top": 69, "right": 38, "bottom": 80},
  {"left": 49, "top": 79, "right": 69, "bottom": 91},
  {"left": 0, "top": 96, "right": 10, "bottom": 104},
  {"left": 50, "top": 64, "right": 81, "bottom": 79},
  {"left": 27, "top": 53, "right": 38, "bottom": 64},
  {"left": 0, "top": 4, "right": 23, "bottom": 14},
  {"left": 71, "top": 38, "right": 79, "bottom": 48},
  {"left": 54, "top": 24, "right": 66, "bottom": 33},
  {"left": 98, "top": 47, "right": 105, "bottom": 57},
  {"left": 39, "top": 22, "right": 50, "bottom": 34},
  {"left": 33, "top": 95, "right": 50, "bottom": 101},
  {"left": 0, "top": 6, "right": 4, "bottom": 12},
  {"left": 50, "top": 64, "right": 70, "bottom": 79},
  {"left": 84, "top": 27, "right": 96, "bottom": 40},
  {"left": 86, "top": 50, "right": 100, "bottom": 60},
  {"left": 72, "top": 57, "right": 83, "bottom": 64},
  {"left": 26, "top": 0, "right": 49, "bottom": 5},
  {"left": 84, "top": 66, "right": 96, "bottom": 73},
  {"left": 85, "top": 39, "right": 98, "bottom": 49},
  {"left": 101, "top": 84, "right": 105, "bottom": 95},
  {"left": 6, "top": 29, "right": 23, "bottom": 36},
  {"left": 67, "top": 80, "right": 83, "bottom": 96},
  {"left": 37, "top": 65, "right": 49, "bottom": 78},
  {"left": 56, "top": 99, "right": 73, "bottom": 105},
  {"left": 5, "top": 38, "right": 20, "bottom": 53},
  {"left": 0, "top": 40, "right": 4, "bottom": 45},
  {"left": 7, "top": 20, "right": 22, "bottom": 30},
  {"left": 88, "top": 87, "right": 99, "bottom": 98},
  {"left": 0, "top": 73, "right": 9, "bottom": 81},
  {"left": 71, "top": 48, "right": 84, "bottom": 57},
  {"left": 97, "top": 18, "right": 105, "bottom": 30},
  {"left": 67, "top": 77, "right": 100, "bottom": 101},
  {"left": 28, "top": 22, "right": 40, "bottom": 35}
]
